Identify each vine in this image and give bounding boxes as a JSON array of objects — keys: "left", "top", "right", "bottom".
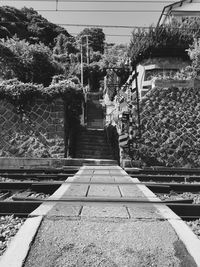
[{"left": 0, "top": 78, "right": 83, "bottom": 116}]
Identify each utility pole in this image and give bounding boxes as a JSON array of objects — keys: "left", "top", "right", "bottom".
[
  {"left": 80, "top": 35, "right": 90, "bottom": 87},
  {"left": 134, "top": 65, "right": 141, "bottom": 139},
  {"left": 85, "top": 35, "right": 90, "bottom": 65},
  {"left": 80, "top": 42, "right": 83, "bottom": 87}
]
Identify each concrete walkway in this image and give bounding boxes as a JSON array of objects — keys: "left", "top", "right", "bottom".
[{"left": 1, "top": 165, "right": 199, "bottom": 267}]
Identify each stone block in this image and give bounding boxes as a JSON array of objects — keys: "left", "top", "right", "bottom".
[
  {"left": 56, "top": 125, "right": 64, "bottom": 132},
  {"left": 31, "top": 105, "right": 39, "bottom": 113},
  {"left": 47, "top": 125, "right": 56, "bottom": 133},
  {"left": 29, "top": 112, "right": 38, "bottom": 121},
  {"left": 5, "top": 102, "right": 14, "bottom": 110},
  {"left": 0, "top": 116, "right": 6, "bottom": 124},
  {"left": 40, "top": 121, "right": 49, "bottom": 130},
  {"left": 50, "top": 112, "right": 57, "bottom": 118},
  {"left": 38, "top": 127, "right": 46, "bottom": 134},
  {"left": 0, "top": 107, "right": 7, "bottom": 115},
  {"left": 40, "top": 104, "right": 48, "bottom": 111},
  {"left": 36, "top": 116, "right": 44, "bottom": 124},
  {"left": 52, "top": 118, "right": 61, "bottom": 124},
  {"left": 36, "top": 108, "right": 44, "bottom": 116},
  {"left": 57, "top": 131, "right": 64, "bottom": 138},
  {"left": 42, "top": 111, "right": 49, "bottom": 120},
  {"left": 48, "top": 132, "right": 55, "bottom": 139},
  {"left": 10, "top": 114, "right": 19, "bottom": 124},
  {"left": 58, "top": 112, "right": 64, "bottom": 118},
  {"left": 2, "top": 121, "right": 13, "bottom": 130},
  {"left": 4, "top": 110, "right": 13, "bottom": 120}
]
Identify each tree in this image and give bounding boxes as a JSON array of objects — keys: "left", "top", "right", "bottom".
[
  {"left": 53, "top": 33, "right": 78, "bottom": 55},
  {"left": 0, "top": 6, "right": 71, "bottom": 47},
  {"left": 77, "top": 28, "right": 105, "bottom": 54},
  {"left": 0, "top": 37, "right": 60, "bottom": 86}
]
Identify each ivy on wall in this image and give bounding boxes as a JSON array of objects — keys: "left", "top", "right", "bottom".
[
  {"left": 0, "top": 78, "right": 83, "bottom": 115},
  {"left": 0, "top": 78, "right": 84, "bottom": 158}
]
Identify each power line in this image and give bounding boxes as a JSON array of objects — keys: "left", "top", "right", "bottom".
[
  {"left": 0, "top": 21, "right": 200, "bottom": 30},
  {"left": 70, "top": 32, "right": 131, "bottom": 37},
  {"left": 47, "top": 23, "right": 200, "bottom": 30},
  {"left": 0, "top": 22, "right": 151, "bottom": 28},
  {"left": 36, "top": 9, "right": 163, "bottom": 12},
  {"left": 0, "top": 0, "right": 176, "bottom": 2}
]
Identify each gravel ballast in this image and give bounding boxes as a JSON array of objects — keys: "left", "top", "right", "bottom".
[
  {"left": 156, "top": 191, "right": 200, "bottom": 241},
  {"left": 0, "top": 215, "right": 25, "bottom": 257}
]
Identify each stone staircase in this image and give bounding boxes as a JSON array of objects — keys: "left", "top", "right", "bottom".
[
  {"left": 86, "top": 93, "right": 104, "bottom": 129},
  {"left": 75, "top": 128, "right": 114, "bottom": 159},
  {"left": 75, "top": 92, "right": 115, "bottom": 159}
]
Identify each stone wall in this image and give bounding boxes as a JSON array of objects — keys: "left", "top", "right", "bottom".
[{"left": 0, "top": 98, "right": 65, "bottom": 158}]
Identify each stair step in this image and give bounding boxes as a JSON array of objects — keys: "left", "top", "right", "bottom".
[
  {"left": 77, "top": 150, "right": 112, "bottom": 155},
  {"left": 76, "top": 140, "right": 109, "bottom": 145},
  {"left": 77, "top": 135, "right": 105, "bottom": 140},
  {"left": 76, "top": 155, "right": 114, "bottom": 159},
  {"left": 76, "top": 142, "right": 109, "bottom": 148},
  {"left": 78, "top": 133, "right": 105, "bottom": 138}
]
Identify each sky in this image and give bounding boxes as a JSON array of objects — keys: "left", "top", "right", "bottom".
[{"left": 0, "top": 0, "right": 176, "bottom": 44}]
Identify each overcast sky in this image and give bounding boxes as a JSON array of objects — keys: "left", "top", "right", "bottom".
[{"left": 1, "top": 0, "right": 175, "bottom": 44}]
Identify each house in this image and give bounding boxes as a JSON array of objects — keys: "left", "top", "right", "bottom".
[{"left": 158, "top": 0, "right": 200, "bottom": 26}]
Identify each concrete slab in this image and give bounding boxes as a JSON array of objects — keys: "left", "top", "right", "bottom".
[
  {"left": 47, "top": 204, "right": 81, "bottom": 217},
  {"left": 62, "top": 184, "right": 89, "bottom": 196},
  {"left": 94, "top": 170, "right": 110, "bottom": 174},
  {"left": 91, "top": 175, "right": 115, "bottom": 183},
  {"left": 81, "top": 206, "right": 129, "bottom": 218},
  {"left": 24, "top": 218, "right": 196, "bottom": 267},
  {"left": 88, "top": 185, "right": 121, "bottom": 197}
]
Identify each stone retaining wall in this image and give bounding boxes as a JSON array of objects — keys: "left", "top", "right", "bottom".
[{"left": 0, "top": 98, "right": 65, "bottom": 158}]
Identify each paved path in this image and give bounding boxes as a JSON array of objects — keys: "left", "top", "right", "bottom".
[{"left": 23, "top": 166, "right": 197, "bottom": 267}]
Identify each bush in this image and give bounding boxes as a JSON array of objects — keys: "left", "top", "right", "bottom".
[
  {"left": 187, "top": 38, "right": 200, "bottom": 77},
  {"left": 0, "top": 37, "right": 60, "bottom": 86},
  {"left": 129, "top": 24, "right": 194, "bottom": 65}
]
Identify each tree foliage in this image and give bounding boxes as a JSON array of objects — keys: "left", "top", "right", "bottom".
[
  {"left": 77, "top": 28, "right": 105, "bottom": 54},
  {"left": 0, "top": 6, "right": 70, "bottom": 47},
  {"left": 129, "top": 23, "right": 195, "bottom": 65},
  {"left": 53, "top": 33, "right": 78, "bottom": 56},
  {"left": 0, "top": 37, "right": 60, "bottom": 86}
]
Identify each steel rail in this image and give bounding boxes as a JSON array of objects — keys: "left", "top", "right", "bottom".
[
  {"left": 0, "top": 180, "right": 198, "bottom": 186},
  {"left": 8, "top": 197, "right": 200, "bottom": 205},
  {"left": 1, "top": 180, "right": 200, "bottom": 186},
  {"left": 0, "top": 173, "right": 74, "bottom": 179},
  {"left": 9, "top": 197, "right": 200, "bottom": 219},
  {"left": 1, "top": 181, "right": 200, "bottom": 193},
  {"left": 126, "top": 167, "right": 200, "bottom": 174}
]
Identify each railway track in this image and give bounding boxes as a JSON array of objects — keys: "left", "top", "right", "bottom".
[
  {"left": 0, "top": 167, "right": 200, "bottom": 238},
  {"left": 1, "top": 166, "right": 200, "bottom": 259},
  {"left": 0, "top": 167, "right": 79, "bottom": 216}
]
